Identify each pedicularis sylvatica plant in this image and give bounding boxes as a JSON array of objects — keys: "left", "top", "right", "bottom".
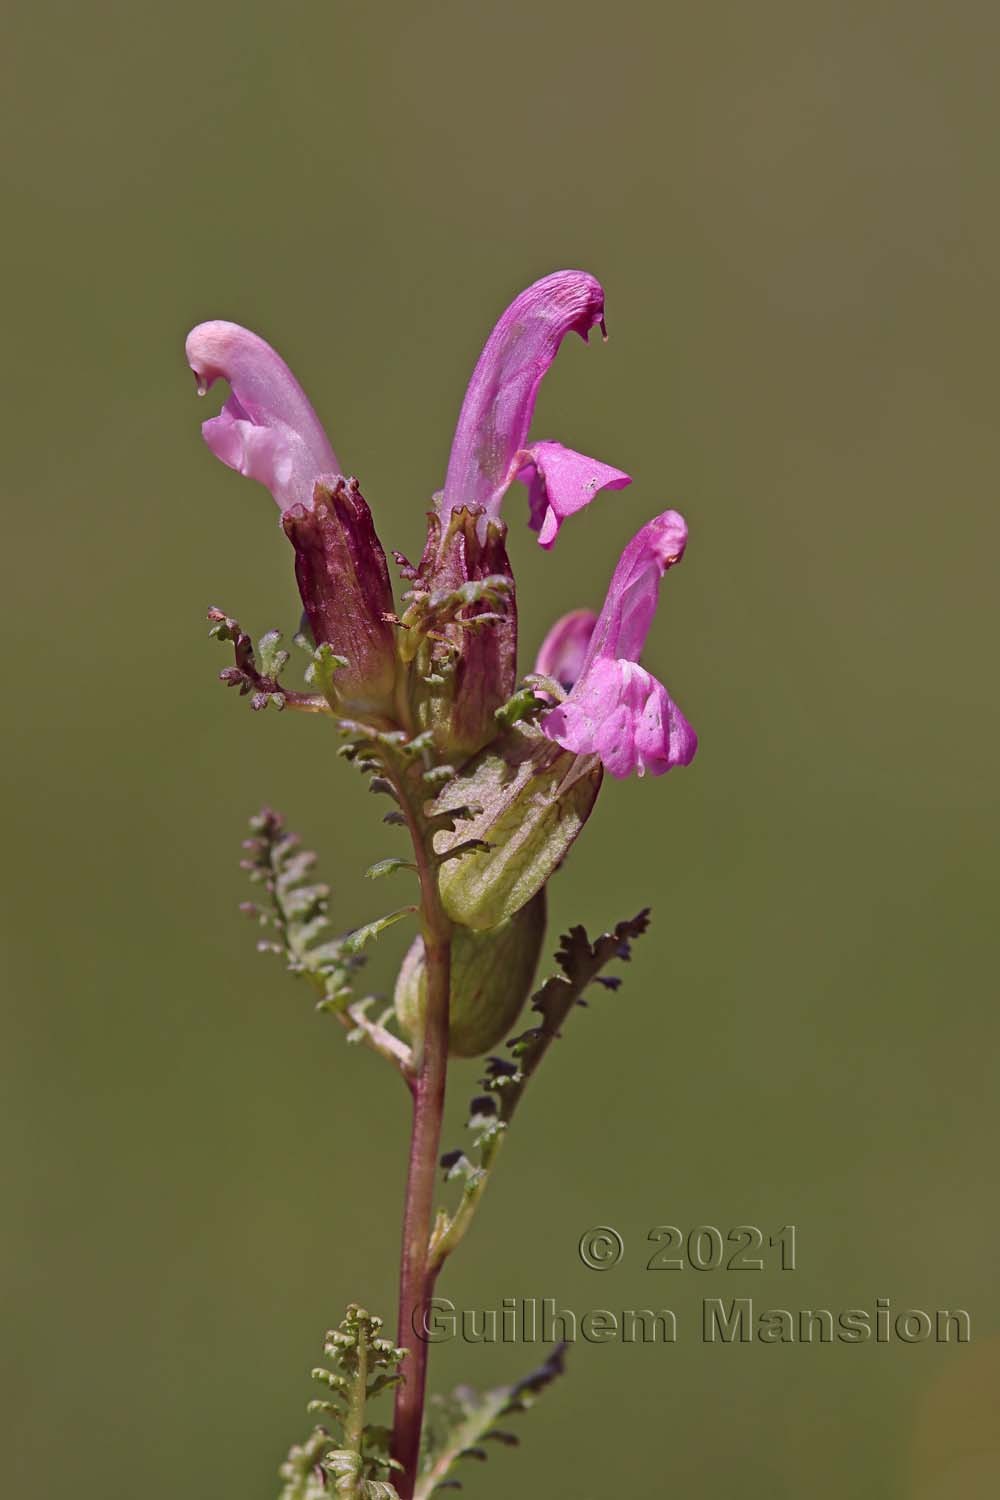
[{"left": 185, "top": 271, "right": 697, "bottom": 1499}]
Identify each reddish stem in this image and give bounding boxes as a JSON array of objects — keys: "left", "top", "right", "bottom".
[{"left": 391, "top": 926, "right": 450, "bottom": 1496}]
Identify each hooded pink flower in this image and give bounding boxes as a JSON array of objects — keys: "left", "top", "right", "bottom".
[
  {"left": 440, "top": 271, "right": 631, "bottom": 547},
  {"left": 539, "top": 512, "right": 697, "bottom": 778},
  {"left": 185, "top": 320, "right": 398, "bottom": 709},
  {"left": 185, "top": 320, "right": 340, "bottom": 513}
]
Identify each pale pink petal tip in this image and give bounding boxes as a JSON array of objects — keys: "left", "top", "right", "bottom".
[{"left": 185, "top": 320, "right": 340, "bottom": 512}]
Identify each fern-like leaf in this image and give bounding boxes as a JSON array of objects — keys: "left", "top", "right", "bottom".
[
  {"left": 430, "top": 911, "right": 651, "bottom": 1267},
  {"left": 415, "top": 1343, "right": 568, "bottom": 1498},
  {"left": 208, "top": 607, "right": 331, "bottom": 714},
  {"left": 281, "top": 1306, "right": 406, "bottom": 1500},
  {"left": 240, "top": 809, "right": 412, "bottom": 1075}
]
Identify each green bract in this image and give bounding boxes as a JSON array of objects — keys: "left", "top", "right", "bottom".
[
  {"left": 394, "top": 891, "right": 546, "bottom": 1057},
  {"left": 431, "top": 726, "right": 603, "bottom": 930}
]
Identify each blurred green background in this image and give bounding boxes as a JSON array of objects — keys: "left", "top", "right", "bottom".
[{"left": 3, "top": 2, "right": 998, "bottom": 1496}]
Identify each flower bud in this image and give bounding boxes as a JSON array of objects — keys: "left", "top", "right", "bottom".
[
  {"left": 394, "top": 891, "right": 547, "bottom": 1057},
  {"left": 431, "top": 724, "right": 603, "bottom": 930},
  {"left": 534, "top": 608, "right": 597, "bottom": 691},
  {"left": 282, "top": 477, "right": 398, "bottom": 716}
]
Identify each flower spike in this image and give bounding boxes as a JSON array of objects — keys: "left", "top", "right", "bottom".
[
  {"left": 184, "top": 276, "right": 702, "bottom": 1500},
  {"left": 185, "top": 320, "right": 340, "bottom": 513},
  {"left": 540, "top": 511, "right": 697, "bottom": 778},
  {"left": 441, "top": 271, "right": 631, "bottom": 544}
]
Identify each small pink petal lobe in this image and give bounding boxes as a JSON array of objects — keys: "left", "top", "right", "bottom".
[
  {"left": 543, "top": 659, "right": 696, "bottom": 778},
  {"left": 518, "top": 442, "right": 631, "bottom": 549}
]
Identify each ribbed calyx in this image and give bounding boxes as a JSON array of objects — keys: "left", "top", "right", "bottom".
[
  {"left": 406, "top": 505, "right": 517, "bottom": 760},
  {"left": 282, "top": 477, "right": 398, "bottom": 716}
]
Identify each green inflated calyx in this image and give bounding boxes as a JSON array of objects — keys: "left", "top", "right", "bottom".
[
  {"left": 431, "top": 724, "right": 603, "bottom": 930},
  {"left": 394, "top": 890, "right": 546, "bottom": 1057}
]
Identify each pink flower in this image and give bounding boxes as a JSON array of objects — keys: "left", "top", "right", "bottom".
[
  {"left": 185, "top": 321, "right": 397, "bottom": 712},
  {"left": 185, "top": 321, "right": 340, "bottom": 513},
  {"left": 183, "top": 279, "right": 691, "bottom": 760},
  {"left": 440, "top": 271, "right": 631, "bottom": 547},
  {"left": 540, "top": 512, "right": 697, "bottom": 778}
]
